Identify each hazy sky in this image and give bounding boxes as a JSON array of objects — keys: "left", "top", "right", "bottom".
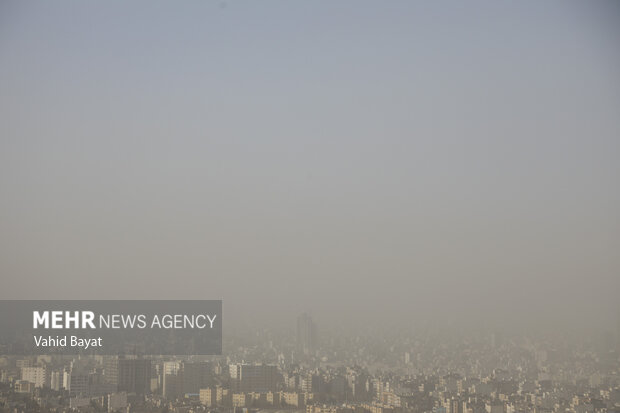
[{"left": 1, "top": 1, "right": 619, "bottom": 331}]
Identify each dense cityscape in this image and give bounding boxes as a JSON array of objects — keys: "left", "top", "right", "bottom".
[{"left": 1, "top": 314, "right": 619, "bottom": 413}]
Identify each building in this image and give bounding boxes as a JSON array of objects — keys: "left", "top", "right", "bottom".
[
  {"left": 182, "top": 361, "right": 212, "bottom": 394},
  {"left": 297, "top": 313, "right": 318, "bottom": 355},
  {"left": 232, "top": 392, "right": 249, "bottom": 407},
  {"left": 50, "top": 370, "right": 63, "bottom": 391},
  {"left": 21, "top": 366, "right": 48, "bottom": 388},
  {"left": 200, "top": 388, "right": 215, "bottom": 406},
  {"left": 282, "top": 391, "right": 307, "bottom": 408},
  {"left": 103, "top": 356, "right": 119, "bottom": 387},
  {"left": 117, "top": 358, "right": 151, "bottom": 395},
  {"left": 486, "top": 402, "right": 505, "bottom": 413},
  {"left": 162, "top": 361, "right": 182, "bottom": 400},
  {"left": 307, "top": 405, "right": 355, "bottom": 413},
  {"left": 230, "top": 363, "right": 279, "bottom": 393},
  {"left": 107, "top": 392, "right": 127, "bottom": 412},
  {"left": 448, "top": 399, "right": 465, "bottom": 413},
  {"left": 16, "top": 359, "right": 34, "bottom": 369},
  {"left": 65, "top": 370, "right": 89, "bottom": 397},
  {"left": 14, "top": 380, "right": 34, "bottom": 393}
]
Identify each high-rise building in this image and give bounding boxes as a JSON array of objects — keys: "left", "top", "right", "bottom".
[
  {"left": 21, "top": 367, "right": 48, "bottom": 388},
  {"left": 50, "top": 370, "right": 63, "bottom": 391},
  {"left": 182, "top": 361, "right": 212, "bottom": 394},
  {"left": 449, "top": 399, "right": 465, "bottom": 413},
  {"left": 297, "top": 313, "right": 318, "bottom": 355},
  {"left": 65, "top": 369, "right": 89, "bottom": 397},
  {"left": 229, "top": 364, "right": 279, "bottom": 393},
  {"left": 118, "top": 358, "right": 151, "bottom": 395},
  {"left": 103, "top": 356, "right": 119, "bottom": 387},
  {"left": 162, "top": 361, "right": 182, "bottom": 400}
]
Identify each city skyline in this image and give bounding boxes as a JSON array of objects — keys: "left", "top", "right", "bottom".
[{"left": 1, "top": 311, "right": 619, "bottom": 412}]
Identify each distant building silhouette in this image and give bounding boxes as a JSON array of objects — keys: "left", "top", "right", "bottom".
[
  {"left": 118, "top": 358, "right": 151, "bottom": 395},
  {"left": 296, "top": 313, "right": 318, "bottom": 356}
]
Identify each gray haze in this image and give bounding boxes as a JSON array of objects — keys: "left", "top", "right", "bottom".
[{"left": 1, "top": 1, "right": 619, "bottom": 332}]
